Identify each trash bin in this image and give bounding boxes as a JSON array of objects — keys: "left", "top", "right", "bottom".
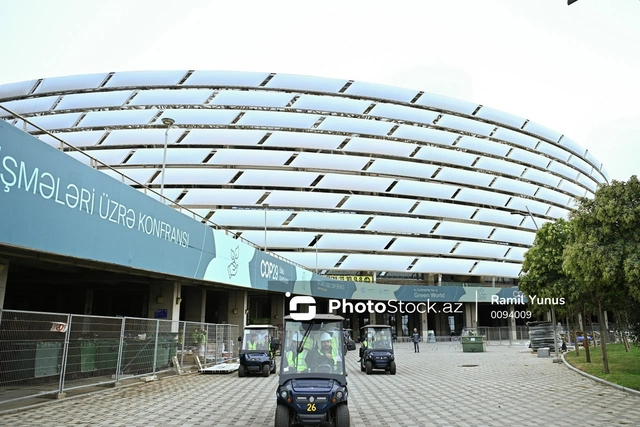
[
  {"left": 34, "top": 341, "right": 63, "bottom": 377},
  {"left": 155, "top": 342, "right": 171, "bottom": 369},
  {"left": 96, "top": 339, "right": 122, "bottom": 373},
  {"left": 537, "top": 347, "right": 550, "bottom": 358},
  {"left": 461, "top": 336, "right": 486, "bottom": 353},
  {"left": 80, "top": 340, "right": 98, "bottom": 373}
]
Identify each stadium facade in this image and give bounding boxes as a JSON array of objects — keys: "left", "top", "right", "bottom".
[{"left": 0, "top": 70, "right": 608, "bottom": 337}]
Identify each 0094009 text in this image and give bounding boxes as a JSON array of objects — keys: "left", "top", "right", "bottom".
[{"left": 1, "top": 149, "right": 190, "bottom": 248}]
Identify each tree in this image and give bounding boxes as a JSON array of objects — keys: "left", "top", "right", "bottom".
[
  {"left": 563, "top": 176, "right": 640, "bottom": 374},
  {"left": 519, "top": 219, "right": 583, "bottom": 356}
]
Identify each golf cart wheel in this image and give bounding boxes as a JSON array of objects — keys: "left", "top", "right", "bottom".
[
  {"left": 238, "top": 364, "right": 246, "bottom": 377},
  {"left": 335, "top": 403, "right": 350, "bottom": 427},
  {"left": 275, "top": 403, "right": 289, "bottom": 427},
  {"left": 365, "top": 360, "right": 372, "bottom": 375},
  {"left": 360, "top": 361, "right": 365, "bottom": 372},
  {"left": 389, "top": 360, "right": 396, "bottom": 375},
  {"left": 271, "top": 361, "right": 277, "bottom": 374},
  {"left": 262, "top": 363, "right": 270, "bottom": 377}
]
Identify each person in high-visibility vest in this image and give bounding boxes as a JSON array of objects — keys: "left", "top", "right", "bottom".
[
  {"left": 286, "top": 332, "right": 310, "bottom": 372},
  {"left": 247, "top": 332, "right": 259, "bottom": 350},
  {"left": 310, "top": 332, "right": 342, "bottom": 373},
  {"left": 358, "top": 333, "right": 372, "bottom": 361}
]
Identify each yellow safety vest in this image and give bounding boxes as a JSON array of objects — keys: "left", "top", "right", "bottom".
[
  {"left": 287, "top": 350, "right": 308, "bottom": 371},
  {"left": 248, "top": 341, "right": 258, "bottom": 350}
]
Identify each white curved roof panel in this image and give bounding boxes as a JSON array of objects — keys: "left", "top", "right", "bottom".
[
  {"left": 366, "top": 158, "right": 438, "bottom": 180},
  {"left": 366, "top": 216, "right": 438, "bottom": 235},
  {"left": 265, "top": 74, "right": 348, "bottom": 93},
  {"left": 474, "top": 157, "right": 526, "bottom": 178},
  {"left": 493, "top": 127, "right": 539, "bottom": 149},
  {"left": 474, "top": 106, "right": 526, "bottom": 129},
  {"left": 343, "top": 137, "right": 417, "bottom": 158},
  {"left": 211, "top": 210, "right": 292, "bottom": 228},
  {"left": 344, "top": 81, "right": 418, "bottom": 103},
  {"left": 456, "top": 135, "right": 510, "bottom": 157},
  {"left": 341, "top": 195, "right": 416, "bottom": 214},
  {"left": 388, "top": 237, "right": 456, "bottom": 255},
  {"left": 317, "top": 116, "right": 395, "bottom": 136},
  {"left": 368, "top": 103, "right": 439, "bottom": 125},
  {"left": 237, "top": 111, "right": 320, "bottom": 128},
  {"left": 522, "top": 120, "right": 562, "bottom": 143},
  {"left": 1, "top": 70, "right": 606, "bottom": 280},
  {"left": 413, "top": 145, "right": 477, "bottom": 167},
  {"left": 79, "top": 110, "right": 158, "bottom": 127},
  {"left": 290, "top": 152, "right": 370, "bottom": 172},
  {"left": 104, "top": 70, "right": 187, "bottom": 88},
  {"left": 412, "top": 258, "right": 476, "bottom": 275},
  {"left": 56, "top": 90, "right": 132, "bottom": 110},
  {"left": 393, "top": 125, "right": 458, "bottom": 146},
  {"left": 437, "top": 114, "right": 494, "bottom": 137},
  {"left": 264, "top": 131, "right": 345, "bottom": 150},
  {"left": 34, "top": 73, "right": 109, "bottom": 94},
  {"left": 292, "top": 94, "right": 370, "bottom": 114},
  {"left": 208, "top": 149, "right": 292, "bottom": 167},
  {"left": 413, "top": 201, "right": 476, "bottom": 220},
  {"left": 180, "top": 189, "right": 263, "bottom": 206},
  {"left": 263, "top": 191, "right": 344, "bottom": 209},
  {"left": 127, "top": 147, "right": 211, "bottom": 165},
  {"left": 211, "top": 90, "right": 294, "bottom": 107},
  {"left": 415, "top": 93, "right": 478, "bottom": 116},
  {"left": 130, "top": 89, "right": 213, "bottom": 106},
  {"left": 182, "top": 128, "right": 267, "bottom": 146},
  {"left": 184, "top": 70, "right": 270, "bottom": 87},
  {"left": 287, "top": 212, "right": 370, "bottom": 230},
  {"left": 316, "top": 173, "right": 394, "bottom": 192},
  {"left": 490, "top": 177, "right": 538, "bottom": 197},
  {"left": 339, "top": 254, "right": 416, "bottom": 271},
  {"left": 1, "top": 96, "right": 58, "bottom": 118}
]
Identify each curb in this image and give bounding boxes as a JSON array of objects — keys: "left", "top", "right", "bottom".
[{"left": 561, "top": 352, "right": 640, "bottom": 397}]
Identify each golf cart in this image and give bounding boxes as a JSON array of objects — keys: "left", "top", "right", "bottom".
[
  {"left": 343, "top": 329, "right": 356, "bottom": 352},
  {"left": 359, "top": 325, "right": 396, "bottom": 375},
  {"left": 238, "top": 325, "right": 280, "bottom": 377},
  {"left": 275, "top": 314, "right": 350, "bottom": 427}
]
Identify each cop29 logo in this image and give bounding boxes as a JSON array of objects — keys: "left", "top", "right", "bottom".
[{"left": 286, "top": 292, "right": 316, "bottom": 321}]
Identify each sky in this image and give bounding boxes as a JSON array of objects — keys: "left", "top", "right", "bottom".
[{"left": 0, "top": 0, "right": 638, "bottom": 182}]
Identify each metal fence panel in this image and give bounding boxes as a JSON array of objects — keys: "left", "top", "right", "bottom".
[{"left": 0, "top": 309, "right": 239, "bottom": 406}]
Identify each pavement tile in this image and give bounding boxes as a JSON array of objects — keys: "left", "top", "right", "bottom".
[{"left": 0, "top": 343, "right": 639, "bottom": 426}]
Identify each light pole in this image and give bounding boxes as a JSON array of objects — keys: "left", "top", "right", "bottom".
[
  {"left": 262, "top": 203, "right": 269, "bottom": 251},
  {"left": 160, "top": 117, "right": 175, "bottom": 204},
  {"left": 315, "top": 234, "right": 321, "bottom": 274},
  {"left": 512, "top": 206, "right": 560, "bottom": 363}
]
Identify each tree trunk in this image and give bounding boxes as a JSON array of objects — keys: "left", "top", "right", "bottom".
[
  {"left": 582, "top": 309, "right": 591, "bottom": 363},
  {"left": 598, "top": 302, "right": 610, "bottom": 374},
  {"left": 622, "top": 333, "right": 631, "bottom": 352},
  {"left": 572, "top": 313, "right": 579, "bottom": 357}
]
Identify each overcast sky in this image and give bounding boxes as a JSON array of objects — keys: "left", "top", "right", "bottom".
[{"left": 1, "top": 0, "right": 638, "bottom": 182}]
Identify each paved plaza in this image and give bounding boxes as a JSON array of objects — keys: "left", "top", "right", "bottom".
[{"left": 1, "top": 342, "right": 639, "bottom": 426}]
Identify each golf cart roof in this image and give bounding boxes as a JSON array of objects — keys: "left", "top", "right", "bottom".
[
  {"left": 361, "top": 325, "right": 392, "bottom": 329},
  {"left": 283, "top": 314, "right": 344, "bottom": 322},
  {"left": 244, "top": 325, "right": 277, "bottom": 330}
]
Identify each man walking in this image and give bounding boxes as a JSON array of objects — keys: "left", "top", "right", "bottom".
[{"left": 411, "top": 328, "right": 420, "bottom": 353}]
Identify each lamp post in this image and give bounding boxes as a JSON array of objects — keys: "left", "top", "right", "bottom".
[
  {"left": 160, "top": 117, "right": 175, "bottom": 204},
  {"left": 262, "top": 203, "right": 269, "bottom": 251},
  {"left": 315, "top": 234, "right": 321, "bottom": 274},
  {"left": 511, "top": 206, "right": 560, "bottom": 363}
]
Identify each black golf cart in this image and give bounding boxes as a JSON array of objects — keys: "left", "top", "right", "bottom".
[
  {"left": 275, "top": 314, "right": 350, "bottom": 427},
  {"left": 359, "top": 325, "right": 396, "bottom": 375},
  {"left": 238, "top": 325, "right": 279, "bottom": 377}
]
